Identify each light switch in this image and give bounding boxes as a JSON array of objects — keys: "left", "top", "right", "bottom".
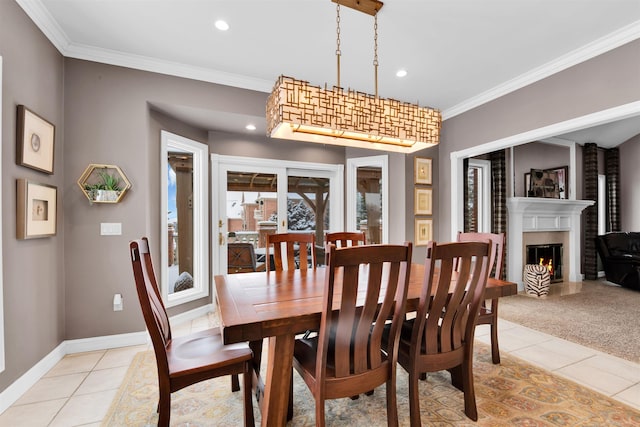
[{"left": 100, "top": 222, "right": 122, "bottom": 236}]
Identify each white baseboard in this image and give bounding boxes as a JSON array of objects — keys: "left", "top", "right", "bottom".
[
  {"left": 0, "top": 343, "right": 66, "bottom": 414},
  {"left": 0, "top": 304, "right": 214, "bottom": 415},
  {"left": 64, "top": 331, "right": 149, "bottom": 354}
]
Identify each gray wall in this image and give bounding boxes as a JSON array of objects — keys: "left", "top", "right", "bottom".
[
  {"left": 0, "top": 0, "right": 65, "bottom": 392},
  {"left": 620, "top": 136, "right": 640, "bottom": 231},
  {"left": 62, "top": 59, "right": 350, "bottom": 340},
  {"left": 438, "top": 39, "right": 640, "bottom": 239}
]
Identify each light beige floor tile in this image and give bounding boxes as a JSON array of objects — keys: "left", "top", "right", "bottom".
[
  {"left": 94, "top": 344, "right": 148, "bottom": 370},
  {"left": 14, "top": 373, "right": 86, "bottom": 405},
  {"left": 510, "top": 338, "right": 596, "bottom": 370},
  {"left": 495, "top": 326, "right": 553, "bottom": 352},
  {"left": 613, "top": 383, "right": 640, "bottom": 411},
  {"left": 555, "top": 358, "right": 636, "bottom": 396},
  {"left": 0, "top": 398, "right": 66, "bottom": 427},
  {"left": 171, "top": 323, "right": 191, "bottom": 337},
  {"left": 496, "top": 319, "right": 519, "bottom": 330},
  {"left": 75, "top": 366, "right": 128, "bottom": 395},
  {"left": 48, "top": 389, "right": 117, "bottom": 427},
  {"left": 190, "top": 317, "right": 211, "bottom": 332},
  {"left": 580, "top": 354, "right": 640, "bottom": 383},
  {"left": 44, "top": 351, "right": 105, "bottom": 377}
]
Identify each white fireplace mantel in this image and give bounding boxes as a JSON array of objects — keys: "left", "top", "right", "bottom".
[{"left": 507, "top": 197, "right": 594, "bottom": 289}]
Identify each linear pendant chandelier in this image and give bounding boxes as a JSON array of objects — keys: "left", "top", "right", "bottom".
[{"left": 266, "top": 0, "right": 441, "bottom": 153}]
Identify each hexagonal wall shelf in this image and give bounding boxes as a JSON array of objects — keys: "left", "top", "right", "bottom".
[{"left": 77, "top": 164, "right": 131, "bottom": 204}]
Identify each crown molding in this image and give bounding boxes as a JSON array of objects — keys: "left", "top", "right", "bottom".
[
  {"left": 442, "top": 20, "right": 640, "bottom": 120},
  {"left": 64, "top": 43, "right": 273, "bottom": 92},
  {"left": 16, "top": 0, "right": 71, "bottom": 52},
  {"left": 17, "top": 1, "right": 640, "bottom": 116}
]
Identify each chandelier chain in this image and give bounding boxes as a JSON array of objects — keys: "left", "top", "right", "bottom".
[
  {"left": 336, "top": 3, "right": 341, "bottom": 88},
  {"left": 373, "top": 14, "right": 378, "bottom": 67},
  {"left": 373, "top": 13, "right": 379, "bottom": 97}
]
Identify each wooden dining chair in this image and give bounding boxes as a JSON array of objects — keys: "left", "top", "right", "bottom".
[
  {"left": 291, "top": 242, "right": 413, "bottom": 427},
  {"left": 457, "top": 231, "right": 505, "bottom": 364},
  {"left": 130, "top": 237, "right": 255, "bottom": 427},
  {"left": 324, "top": 231, "right": 366, "bottom": 248},
  {"left": 386, "top": 241, "right": 491, "bottom": 424},
  {"left": 266, "top": 232, "right": 317, "bottom": 272}
]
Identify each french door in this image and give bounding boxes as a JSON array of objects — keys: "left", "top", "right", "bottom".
[{"left": 211, "top": 155, "right": 343, "bottom": 275}]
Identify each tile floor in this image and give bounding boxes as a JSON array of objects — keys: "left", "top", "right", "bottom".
[{"left": 1, "top": 313, "right": 639, "bottom": 426}]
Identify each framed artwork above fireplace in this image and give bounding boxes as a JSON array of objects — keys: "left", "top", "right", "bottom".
[{"left": 526, "top": 165, "right": 568, "bottom": 199}]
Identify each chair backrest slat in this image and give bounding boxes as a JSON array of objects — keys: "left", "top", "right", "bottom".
[
  {"left": 416, "top": 241, "right": 491, "bottom": 357},
  {"left": 320, "top": 243, "right": 412, "bottom": 381},
  {"left": 457, "top": 231, "right": 505, "bottom": 279},
  {"left": 267, "top": 232, "right": 317, "bottom": 272},
  {"left": 130, "top": 238, "right": 171, "bottom": 373},
  {"left": 325, "top": 231, "right": 366, "bottom": 248}
]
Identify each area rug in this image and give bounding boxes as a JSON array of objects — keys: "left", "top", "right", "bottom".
[
  {"left": 102, "top": 343, "right": 639, "bottom": 426},
  {"left": 499, "top": 279, "right": 640, "bottom": 363}
]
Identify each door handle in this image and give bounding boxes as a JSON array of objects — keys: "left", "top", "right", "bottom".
[{"left": 219, "top": 232, "right": 225, "bottom": 246}]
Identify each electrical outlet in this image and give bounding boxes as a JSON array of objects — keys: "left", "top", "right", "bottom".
[{"left": 113, "top": 293, "right": 123, "bottom": 311}]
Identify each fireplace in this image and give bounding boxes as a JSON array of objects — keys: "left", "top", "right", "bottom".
[
  {"left": 527, "top": 243, "right": 563, "bottom": 282},
  {"left": 506, "top": 197, "right": 593, "bottom": 290}
]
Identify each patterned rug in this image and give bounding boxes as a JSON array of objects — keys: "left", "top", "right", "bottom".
[{"left": 102, "top": 343, "right": 639, "bottom": 426}]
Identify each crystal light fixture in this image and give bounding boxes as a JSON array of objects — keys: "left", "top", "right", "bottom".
[{"left": 266, "top": 0, "right": 441, "bottom": 153}]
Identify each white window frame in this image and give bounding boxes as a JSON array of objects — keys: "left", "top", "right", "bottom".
[
  {"left": 160, "top": 131, "right": 210, "bottom": 307},
  {"left": 468, "top": 159, "right": 492, "bottom": 233},
  {"left": 346, "top": 155, "right": 389, "bottom": 243}
]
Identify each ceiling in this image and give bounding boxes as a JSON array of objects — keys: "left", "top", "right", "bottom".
[{"left": 19, "top": 0, "right": 640, "bottom": 147}]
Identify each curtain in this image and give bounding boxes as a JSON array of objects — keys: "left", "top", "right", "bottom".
[
  {"left": 490, "top": 150, "right": 507, "bottom": 280},
  {"left": 605, "top": 148, "right": 621, "bottom": 232},
  {"left": 583, "top": 143, "right": 598, "bottom": 280},
  {"left": 463, "top": 158, "right": 471, "bottom": 232}
]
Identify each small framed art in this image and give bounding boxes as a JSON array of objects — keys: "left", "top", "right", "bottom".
[
  {"left": 16, "top": 179, "right": 57, "bottom": 239},
  {"left": 414, "top": 157, "right": 432, "bottom": 184},
  {"left": 414, "top": 187, "right": 433, "bottom": 215},
  {"left": 414, "top": 218, "right": 433, "bottom": 246},
  {"left": 16, "top": 105, "right": 55, "bottom": 174}
]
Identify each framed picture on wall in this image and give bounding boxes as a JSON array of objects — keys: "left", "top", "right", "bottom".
[
  {"left": 16, "top": 105, "right": 55, "bottom": 174},
  {"left": 414, "top": 218, "right": 433, "bottom": 246},
  {"left": 414, "top": 157, "right": 432, "bottom": 184},
  {"left": 526, "top": 165, "right": 568, "bottom": 199},
  {"left": 549, "top": 166, "right": 568, "bottom": 199},
  {"left": 414, "top": 187, "right": 433, "bottom": 215},
  {"left": 16, "top": 179, "right": 57, "bottom": 239}
]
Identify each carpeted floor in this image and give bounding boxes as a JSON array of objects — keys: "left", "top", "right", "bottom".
[
  {"left": 102, "top": 343, "right": 640, "bottom": 426},
  {"left": 499, "top": 279, "right": 640, "bottom": 363}
]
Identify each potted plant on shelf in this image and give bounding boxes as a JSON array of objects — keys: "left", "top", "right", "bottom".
[{"left": 92, "top": 171, "right": 122, "bottom": 202}]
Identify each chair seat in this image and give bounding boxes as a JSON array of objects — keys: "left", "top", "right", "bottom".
[{"left": 167, "top": 328, "right": 253, "bottom": 377}]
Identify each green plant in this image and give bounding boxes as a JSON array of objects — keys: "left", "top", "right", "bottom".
[{"left": 98, "top": 171, "right": 121, "bottom": 191}]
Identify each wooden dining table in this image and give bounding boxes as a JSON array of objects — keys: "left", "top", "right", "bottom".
[{"left": 214, "top": 263, "right": 517, "bottom": 426}]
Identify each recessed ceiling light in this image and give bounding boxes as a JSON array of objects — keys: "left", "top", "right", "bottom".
[
  {"left": 245, "top": 124, "right": 256, "bottom": 131},
  {"left": 396, "top": 69, "right": 408, "bottom": 78},
  {"left": 214, "top": 20, "right": 229, "bottom": 31}
]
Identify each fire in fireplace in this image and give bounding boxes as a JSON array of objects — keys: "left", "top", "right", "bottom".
[{"left": 526, "top": 243, "right": 563, "bottom": 282}]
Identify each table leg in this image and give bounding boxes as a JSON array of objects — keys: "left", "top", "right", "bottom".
[{"left": 261, "top": 333, "right": 295, "bottom": 427}]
